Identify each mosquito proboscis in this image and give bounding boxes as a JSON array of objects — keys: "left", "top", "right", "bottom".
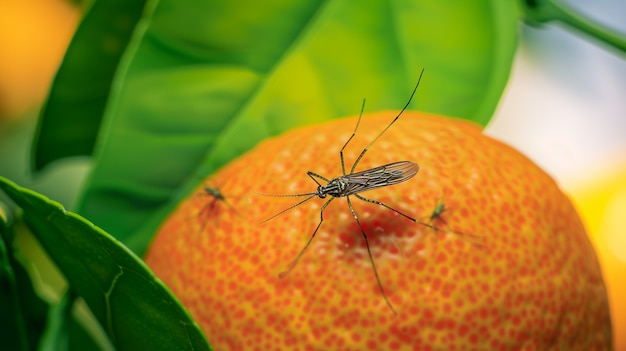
[{"left": 258, "top": 69, "right": 426, "bottom": 315}]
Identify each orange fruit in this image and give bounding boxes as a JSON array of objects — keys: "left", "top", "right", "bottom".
[{"left": 145, "top": 112, "right": 612, "bottom": 350}]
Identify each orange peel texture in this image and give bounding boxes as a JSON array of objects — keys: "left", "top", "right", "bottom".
[{"left": 145, "top": 112, "right": 612, "bottom": 350}]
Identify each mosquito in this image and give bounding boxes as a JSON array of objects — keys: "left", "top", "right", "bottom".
[
  {"left": 419, "top": 192, "right": 483, "bottom": 246},
  {"left": 195, "top": 181, "right": 240, "bottom": 233},
  {"left": 259, "top": 69, "right": 425, "bottom": 315}
]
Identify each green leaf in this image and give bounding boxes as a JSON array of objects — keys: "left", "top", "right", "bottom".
[
  {"left": 38, "top": 292, "right": 110, "bottom": 351},
  {"left": 0, "top": 208, "right": 49, "bottom": 351},
  {"left": 75, "top": 0, "right": 519, "bottom": 255},
  {"left": 32, "top": 0, "right": 149, "bottom": 171},
  {"left": 38, "top": 293, "right": 72, "bottom": 351},
  {"left": 0, "top": 177, "right": 212, "bottom": 351},
  {"left": 0, "top": 221, "right": 30, "bottom": 351},
  {"left": 67, "top": 305, "right": 112, "bottom": 351}
]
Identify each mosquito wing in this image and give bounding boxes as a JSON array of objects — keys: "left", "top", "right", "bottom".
[{"left": 341, "top": 161, "right": 419, "bottom": 195}]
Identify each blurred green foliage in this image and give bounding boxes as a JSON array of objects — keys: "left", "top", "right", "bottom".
[{"left": 0, "top": 177, "right": 212, "bottom": 351}]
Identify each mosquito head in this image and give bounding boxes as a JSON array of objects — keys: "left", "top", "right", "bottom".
[{"left": 316, "top": 185, "right": 327, "bottom": 198}]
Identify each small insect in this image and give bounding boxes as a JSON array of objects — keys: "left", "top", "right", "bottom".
[
  {"left": 419, "top": 193, "right": 483, "bottom": 246},
  {"left": 195, "top": 182, "right": 240, "bottom": 233},
  {"left": 259, "top": 69, "right": 425, "bottom": 315},
  {"left": 428, "top": 199, "right": 450, "bottom": 231}
]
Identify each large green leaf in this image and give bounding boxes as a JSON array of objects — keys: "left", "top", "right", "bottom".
[
  {"left": 75, "top": 0, "right": 519, "bottom": 254},
  {"left": 0, "top": 177, "right": 212, "bottom": 351},
  {"left": 32, "top": 0, "right": 149, "bottom": 171}
]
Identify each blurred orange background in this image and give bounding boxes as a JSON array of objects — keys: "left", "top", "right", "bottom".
[
  {"left": 0, "top": 0, "right": 79, "bottom": 119},
  {"left": 0, "top": 0, "right": 624, "bottom": 350}
]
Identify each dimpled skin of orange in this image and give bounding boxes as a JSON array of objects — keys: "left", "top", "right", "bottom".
[{"left": 144, "top": 112, "right": 612, "bottom": 350}]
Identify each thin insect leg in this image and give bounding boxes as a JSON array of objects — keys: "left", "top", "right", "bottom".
[
  {"left": 307, "top": 171, "right": 331, "bottom": 186},
  {"left": 339, "top": 99, "right": 366, "bottom": 175},
  {"left": 195, "top": 184, "right": 227, "bottom": 233},
  {"left": 441, "top": 225, "right": 484, "bottom": 247},
  {"left": 354, "top": 193, "right": 416, "bottom": 222},
  {"left": 220, "top": 197, "right": 242, "bottom": 218},
  {"left": 199, "top": 198, "right": 219, "bottom": 232},
  {"left": 259, "top": 194, "right": 318, "bottom": 224},
  {"left": 346, "top": 196, "right": 397, "bottom": 316},
  {"left": 413, "top": 220, "right": 440, "bottom": 232},
  {"left": 279, "top": 198, "right": 335, "bottom": 278},
  {"left": 350, "top": 68, "right": 425, "bottom": 174}
]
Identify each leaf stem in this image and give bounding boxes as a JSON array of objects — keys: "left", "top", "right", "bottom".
[{"left": 521, "top": 0, "right": 626, "bottom": 54}]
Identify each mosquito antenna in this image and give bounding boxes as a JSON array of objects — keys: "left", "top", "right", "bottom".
[
  {"left": 253, "top": 190, "right": 318, "bottom": 198},
  {"left": 259, "top": 194, "right": 318, "bottom": 224},
  {"left": 339, "top": 98, "right": 366, "bottom": 176},
  {"left": 350, "top": 68, "right": 425, "bottom": 174}
]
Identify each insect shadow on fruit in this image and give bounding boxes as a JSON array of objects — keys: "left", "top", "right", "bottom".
[
  {"left": 192, "top": 179, "right": 241, "bottom": 234},
  {"left": 256, "top": 69, "right": 429, "bottom": 316}
]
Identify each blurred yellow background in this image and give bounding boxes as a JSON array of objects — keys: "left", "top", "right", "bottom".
[
  {"left": 569, "top": 162, "right": 626, "bottom": 351},
  {"left": 0, "top": 0, "right": 624, "bottom": 350}
]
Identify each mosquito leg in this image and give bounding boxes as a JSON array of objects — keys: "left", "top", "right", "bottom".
[
  {"left": 213, "top": 200, "right": 221, "bottom": 230},
  {"left": 346, "top": 196, "right": 397, "bottom": 316},
  {"left": 307, "top": 171, "right": 330, "bottom": 186},
  {"left": 354, "top": 193, "right": 416, "bottom": 223},
  {"left": 278, "top": 198, "right": 335, "bottom": 278},
  {"left": 199, "top": 198, "right": 218, "bottom": 233},
  {"left": 350, "top": 68, "right": 425, "bottom": 174},
  {"left": 221, "top": 198, "right": 242, "bottom": 218},
  {"left": 446, "top": 228, "right": 485, "bottom": 247},
  {"left": 353, "top": 194, "right": 444, "bottom": 236}
]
